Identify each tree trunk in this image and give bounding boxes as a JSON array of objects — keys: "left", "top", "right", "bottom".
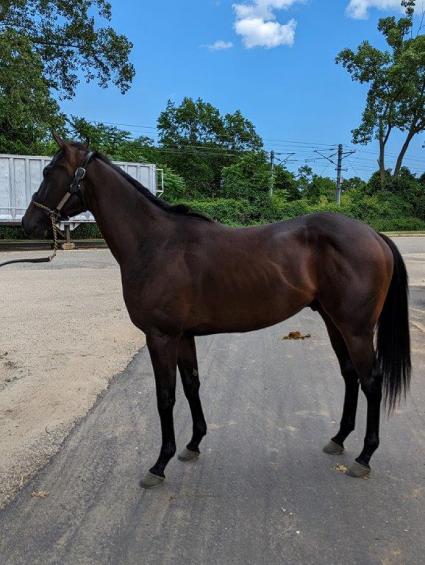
[
  {"left": 393, "top": 129, "right": 415, "bottom": 177},
  {"left": 378, "top": 122, "right": 391, "bottom": 189},
  {"left": 378, "top": 134, "right": 386, "bottom": 189}
]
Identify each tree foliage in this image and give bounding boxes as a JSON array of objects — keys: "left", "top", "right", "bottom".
[
  {"left": 0, "top": 30, "right": 65, "bottom": 153},
  {"left": 336, "top": 0, "right": 425, "bottom": 183},
  {"left": 0, "top": 0, "right": 135, "bottom": 99},
  {"left": 157, "top": 97, "right": 263, "bottom": 196},
  {"left": 221, "top": 152, "right": 270, "bottom": 202},
  {"left": 0, "top": 1, "right": 134, "bottom": 152}
]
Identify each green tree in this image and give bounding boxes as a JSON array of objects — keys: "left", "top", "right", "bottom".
[
  {"left": 70, "top": 117, "right": 157, "bottom": 162},
  {"left": 161, "top": 167, "right": 187, "bottom": 201},
  {"left": 366, "top": 166, "right": 424, "bottom": 218},
  {"left": 296, "top": 165, "right": 314, "bottom": 195},
  {"left": 221, "top": 152, "right": 270, "bottom": 203},
  {"left": 71, "top": 118, "right": 187, "bottom": 201},
  {"left": 336, "top": 0, "right": 425, "bottom": 184},
  {"left": 308, "top": 175, "right": 336, "bottom": 203},
  {"left": 157, "top": 97, "right": 263, "bottom": 196},
  {"left": 0, "top": 0, "right": 135, "bottom": 99},
  {"left": 273, "top": 165, "right": 300, "bottom": 201},
  {"left": 367, "top": 169, "right": 393, "bottom": 193},
  {"left": 71, "top": 117, "right": 133, "bottom": 155},
  {"left": 0, "top": 30, "right": 65, "bottom": 153},
  {"left": 341, "top": 176, "right": 367, "bottom": 192}
]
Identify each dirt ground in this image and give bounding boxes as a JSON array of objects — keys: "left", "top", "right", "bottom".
[{"left": 0, "top": 250, "right": 145, "bottom": 508}]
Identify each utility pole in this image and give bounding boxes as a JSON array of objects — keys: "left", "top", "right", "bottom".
[
  {"left": 336, "top": 144, "right": 343, "bottom": 206},
  {"left": 314, "top": 144, "right": 356, "bottom": 205},
  {"left": 269, "top": 150, "right": 275, "bottom": 197},
  {"left": 269, "top": 151, "right": 296, "bottom": 197}
]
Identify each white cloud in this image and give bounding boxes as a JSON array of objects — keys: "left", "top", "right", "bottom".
[
  {"left": 346, "top": 0, "right": 405, "bottom": 19},
  {"left": 235, "top": 17, "right": 297, "bottom": 48},
  {"left": 234, "top": 0, "right": 302, "bottom": 19},
  {"left": 233, "top": 1, "right": 302, "bottom": 48},
  {"left": 206, "top": 40, "right": 234, "bottom": 51}
]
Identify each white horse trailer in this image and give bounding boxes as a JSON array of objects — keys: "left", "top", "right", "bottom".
[{"left": 0, "top": 154, "right": 163, "bottom": 229}]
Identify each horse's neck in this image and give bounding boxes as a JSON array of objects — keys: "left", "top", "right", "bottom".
[{"left": 84, "top": 160, "right": 167, "bottom": 265}]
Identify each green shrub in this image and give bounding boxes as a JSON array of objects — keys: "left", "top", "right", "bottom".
[
  {"left": 179, "top": 198, "right": 257, "bottom": 225},
  {"left": 0, "top": 226, "right": 27, "bottom": 240},
  {"left": 160, "top": 166, "right": 187, "bottom": 201},
  {"left": 72, "top": 223, "right": 102, "bottom": 239},
  {"left": 221, "top": 153, "right": 270, "bottom": 202},
  {"left": 368, "top": 217, "right": 425, "bottom": 232},
  {"left": 340, "top": 190, "right": 413, "bottom": 221}
]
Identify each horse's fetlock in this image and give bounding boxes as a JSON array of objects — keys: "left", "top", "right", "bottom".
[
  {"left": 366, "top": 436, "right": 380, "bottom": 451},
  {"left": 195, "top": 421, "right": 207, "bottom": 437}
]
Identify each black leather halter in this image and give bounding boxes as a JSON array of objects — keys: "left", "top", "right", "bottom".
[
  {"left": 0, "top": 151, "right": 95, "bottom": 268},
  {"left": 31, "top": 151, "right": 95, "bottom": 220}
]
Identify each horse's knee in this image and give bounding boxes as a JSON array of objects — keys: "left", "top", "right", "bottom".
[{"left": 157, "top": 389, "right": 176, "bottom": 411}]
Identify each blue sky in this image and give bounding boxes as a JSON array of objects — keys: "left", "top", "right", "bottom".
[{"left": 61, "top": 0, "right": 424, "bottom": 179}]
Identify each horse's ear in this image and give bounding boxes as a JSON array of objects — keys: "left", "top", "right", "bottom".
[
  {"left": 51, "top": 131, "right": 65, "bottom": 148},
  {"left": 83, "top": 137, "right": 90, "bottom": 151}
]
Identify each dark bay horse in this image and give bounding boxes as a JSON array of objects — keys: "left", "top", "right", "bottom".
[{"left": 22, "top": 137, "right": 411, "bottom": 487}]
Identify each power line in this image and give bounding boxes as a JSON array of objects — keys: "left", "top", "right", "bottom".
[
  {"left": 76, "top": 117, "right": 424, "bottom": 176},
  {"left": 314, "top": 144, "right": 356, "bottom": 205}
]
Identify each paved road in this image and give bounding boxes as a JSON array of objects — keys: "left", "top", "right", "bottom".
[{"left": 0, "top": 239, "right": 424, "bottom": 565}]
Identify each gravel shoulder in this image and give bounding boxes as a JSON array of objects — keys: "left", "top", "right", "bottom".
[{"left": 0, "top": 250, "right": 145, "bottom": 508}]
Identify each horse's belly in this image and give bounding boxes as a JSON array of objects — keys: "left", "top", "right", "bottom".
[{"left": 189, "top": 292, "right": 310, "bottom": 335}]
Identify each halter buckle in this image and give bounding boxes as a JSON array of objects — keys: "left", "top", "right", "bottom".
[
  {"left": 75, "top": 167, "right": 86, "bottom": 180},
  {"left": 70, "top": 167, "right": 86, "bottom": 193}
]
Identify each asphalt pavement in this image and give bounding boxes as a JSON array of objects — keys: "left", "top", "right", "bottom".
[{"left": 0, "top": 238, "right": 424, "bottom": 565}]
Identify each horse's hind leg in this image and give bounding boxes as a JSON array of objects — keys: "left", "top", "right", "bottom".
[
  {"left": 320, "top": 311, "right": 360, "bottom": 455},
  {"left": 341, "top": 328, "right": 382, "bottom": 478},
  {"left": 177, "top": 335, "right": 207, "bottom": 462}
]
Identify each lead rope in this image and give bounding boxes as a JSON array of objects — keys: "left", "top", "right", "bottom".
[{"left": 0, "top": 208, "right": 60, "bottom": 268}]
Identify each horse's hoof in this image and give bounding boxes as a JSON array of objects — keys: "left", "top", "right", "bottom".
[
  {"left": 347, "top": 461, "right": 371, "bottom": 478},
  {"left": 323, "top": 440, "right": 344, "bottom": 455},
  {"left": 139, "top": 471, "right": 165, "bottom": 489},
  {"left": 178, "top": 447, "right": 200, "bottom": 462}
]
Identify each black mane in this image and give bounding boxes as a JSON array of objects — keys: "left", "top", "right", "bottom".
[{"left": 94, "top": 151, "right": 213, "bottom": 222}]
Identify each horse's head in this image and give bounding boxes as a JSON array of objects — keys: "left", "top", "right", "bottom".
[{"left": 22, "top": 133, "right": 92, "bottom": 238}]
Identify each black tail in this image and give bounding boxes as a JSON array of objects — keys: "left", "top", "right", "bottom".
[{"left": 377, "top": 234, "right": 411, "bottom": 412}]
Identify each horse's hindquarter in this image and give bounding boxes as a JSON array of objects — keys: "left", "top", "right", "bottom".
[{"left": 306, "top": 213, "right": 394, "bottom": 329}]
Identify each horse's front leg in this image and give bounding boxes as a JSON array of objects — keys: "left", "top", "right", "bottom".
[{"left": 140, "top": 332, "right": 179, "bottom": 489}]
